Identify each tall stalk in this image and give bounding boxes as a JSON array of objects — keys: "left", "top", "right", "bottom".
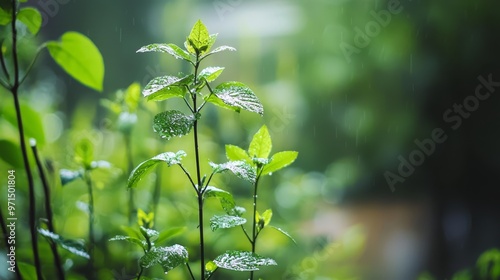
[
  {"left": 5, "top": 0, "right": 43, "bottom": 278},
  {"left": 191, "top": 57, "right": 206, "bottom": 279},
  {"left": 83, "top": 171, "right": 95, "bottom": 276},
  {"left": 250, "top": 169, "right": 263, "bottom": 280},
  {"left": 124, "top": 133, "right": 135, "bottom": 225},
  {"left": 31, "top": 141, "right": 66, "bottom": 280}
]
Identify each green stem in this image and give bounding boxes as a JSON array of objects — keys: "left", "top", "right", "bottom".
[
  {"left": 84, "top": 171, "right": 95, "bottom": 276},
  {"left": 186, "top": 262, "right": 196, "bottom": 280},
  {"left": 192, "top": 58, "right": 206, "bottom": 279},
  {"left": 124, "top": 133, "right": 135, "bottom": 225},
  {"left": 31, "top": 141, "right": 66, "bottom": 280},
  {"left": 250, "top": 170, "right": 263, "bottom": 280},
  {"left": 136, "top": 267, "right": 144, "bottom": 280},
  {"left": 9, "top": 0, "right": 43, "bottom": 278}
]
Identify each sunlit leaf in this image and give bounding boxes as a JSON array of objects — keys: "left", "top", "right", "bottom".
[
  {"left": 128, "top": 150, "right": 186, "bottom": 189},
  {"left": 124, "top": 82, "right": 141, "bottom": 112},
  {"left": 142, "top": 75, "right": 192, "bottom": 102},
  {"left": 140, "top": 226, "right": 160, "bottom": 242},
  {"left": 17, "top": 7, "right": 42, "bottom": 35},
  {"left": 261, "top": 209, "right": 272, "bottom": 227},
  {"left": 210, "top": 215, "right": 246, "bottom": 231},
  {"left": 140, "top": 244, "right": 188, "bottom": 273},
  {"left": 198, "top": 66, "right": 224, "bottom": 83},
  {"left": 186, "top": 20, "right": 210, "bottom": 54},
  {"left": 212, "top": 82, "right": 263, "bottom": 115},
  {"left": 213, "top": 251, "right": 277, "bottom": 271},
  {"left": 137, "top": 43, "right": 192, "bottom": 62},
  {"left": 209, "top": 161, "right": 256, "bottom": 183},
  {"left": 38, "top": 228, "right": 89, "bottom": 259},
  {"left": 153, "top": 110, "right": 195, "bottom": 140},
  {"left": 262, "top": 151, "right": 298, "bottom": 175},
  {"left": 109, "top": 235, "right": 147, "bottom": 249},
  {"left": 269, "top": 226, "right": 297, "bottom": 245},
  {"left": 203, "top": 186, "right": 236, "bottom": 214},
  {"left": 206, "top": 261, "right": 218, "bottom": 273},
  {"left": 225, "top": 144, "right": 251, "bottom": 163},
  {"left": 156, "top": 227, "right": 186, "bottom": 245},
  {"left": 46, "top": 32, "right": 104, "bottom": 92},
  {"left": 205, "top": 94, "right": 240, "bottom": 113},
  {"left": 204, "top": 45, "right": 236, "bottom": 57},
  {"left": 249, "top": 125, "right": 272, "bottom": 159}
]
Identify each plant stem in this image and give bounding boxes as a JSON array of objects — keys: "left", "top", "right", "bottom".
[
  {"left": 250, "top": 171, "right": 262, "bottom": 280},
  {"left": 31, "top": 141, "right": 66, "bottom": 280},
  {"left": 124, "top": 133, "right": 135, "bottom": 225},
  {"left": 136, "top": 267, "right": 144, "bottom": 280},
  {"left": 186, "top": 263, "right": 196, "bottom": 280},
  {"left": 84, "top": 171, "right": 95, "bottom": 276},
  {"left": 9, "top": 0, "right": 43, "bottom": 278},
  {"left": 192, "top": 58, "right": 206, "bottom": 279}
]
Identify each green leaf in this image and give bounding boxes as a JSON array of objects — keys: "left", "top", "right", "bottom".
[
  {"left": 0, "top": 139, "right": 22, "bottom": 167},
  {"left": 198, "top": 66, "right": 224, "bottom": 83},
  {"left": 206, "top": 261, "right": 218, "bottom": 273},
  {"left": 203, "top": 186, "right": 236, "bottom": 214},
  {"left": 140, "top": 226, "right": 160, "bottom": 242},
  {"left": 109, "top": 235, "right": 147, "bottom": 249},
  {"left": 156, "top": 227, "right": 186, "bottom": 245},
  {"left": 205, "top": 94, "right": 241, "bottom": 113},
  {"left": 153, "top": 110, "right": 195, "bottom": 140},
  {"left": 128, "top": 150, "right": 186, "bottom": 189},
  {"left": 477, "top": 248, "right": 500, "bottom": 279},
  {"left": 142, "top": 74, "right": 192, "bottom": 102},
  {"left": 213, "top": 251, "right": 277, "bottom": 271},
  {"left": 186, "top": 20, "right": 210, "bottom": 54},
  {"left": 260, "top": 209, "right": 272, "bottom": 227},
  {"left": 209, "top": 161, "right": 256, "bottom": 183},
  {"left": 204, "top": 45, "right": 236, "bottom": 58},
  {"left": 2, "top": 102, "right": 45, "bottom": 145},
  {"left": 137, "top": 43, "right": 192, "bottom": 62},
  {"left": 451, "top": 269, "right": 472, "bottom": 280},
  {"left": 59, "top": 169, "right": 83, "bottom": 186},
  {"left": 262, "top": 151, "right": 298, "bottom": 175},
  {"left": 18, "top": 262, "right": 37, "bottom": 280},
  {"left": 140, "top": 244, "right": 188, "bottom": 273},
  {"left": 38, "top": 228, "right": 90, "bottom": 259},
  {"left": 225, "top": 144, "right": 251, "bottom": 163},
  {"left": 210, "top": 215, "right": 246, "bottom": 231},
  {"left": 124, "top": 82, "right": 141, "bottom": 112},
  {"left": 46, "top": 32, "right": 104, "bottom": 92},
  {"left": 74, "top": 139, "right": 94, "bottom": 168},
  {"left": 269, "top": 226, "right": 297, "bottom": 244},
  {"left": 249, "top": 125, "right": 272, "bottom": 159},
  {"left": 18, "top": 7, "right": 42, "bottom": 35},
  {"left": 0, "top": 7, "right": 10, "bottom": 26},
  {"left": 212, "top": 82, "right": 263, "bottom": 115}
]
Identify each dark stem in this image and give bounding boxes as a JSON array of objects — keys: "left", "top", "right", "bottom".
[
  {"left": 186, "top": 263, "right": 196, "bottom": 280},
  {"left": 31, "top": 142, "right": 66, "bottom": 280},
  {"left": 124, "top": 133, "right": 135, "bottom": 225},
  {"left": 136, "top": 267, "right": 144, "bottom": 280},
  {"left": 84, "top": 172, "right": 95, "bottom": 276},
  {"left": 10, "top": 0, "right": 43, "bottom": 278},
  {"left": 250, "top": 171, "right": 263, "bottom": 280},
  {"left": 0, "top": 207, "right": 23, "bottom": 279},
  {"left": 192, "top": 58, "right": 206, "bottom": 279}
]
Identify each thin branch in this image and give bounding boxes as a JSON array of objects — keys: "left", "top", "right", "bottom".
[
  {"left": 0, "top": 39, "right": 11, "bottom": 82},
  {"left": 186, "top": 262, "right": 196, "bottom": 280},
  {"left": 240, "top": 225, "right": 252, "bottom": 243},
  {"left": 18, "top": 45, "right": 45, "bottom": 86},
  {"left": 197, "top": 80, "right": 214, "bottom": 112},
  {"left": 178, "top": 164, "right": 197, "bottom": 192},
  {"left": 30, "top": 140, "right": 66, "bottom": 280}
]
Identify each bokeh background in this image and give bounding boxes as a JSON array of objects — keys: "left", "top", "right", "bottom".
[{"left": 1, "top": 0, "right": 500, "bottom": 279}]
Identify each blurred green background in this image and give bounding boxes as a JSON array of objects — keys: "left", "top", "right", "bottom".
[{"left": 1, "top": 0, "right": 500, "bottom": 279}]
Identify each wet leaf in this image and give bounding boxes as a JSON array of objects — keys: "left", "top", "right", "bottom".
[
  {"left": 210, "top": 215, "right": 246, "bottom": 231},
  {"left": 109, "top": 235, "right": 147, "bottom": 249},
  {"left": 38, "top": 228, "right": 89, "bottom": 259},
  {"left": 213, "top": 250, "right": 277, "bottom": 271},
  {"left": 137, "top": 43, "right": 191, "bottom": 62},
  {"left": 203, "top": 186, "right": 236, "bottom": 214},
  {"left": 211, "top": 82, "right": 263, "bottom": 115},
  {"left": 262, "top": 151, "right": 298, "bottom": 175},
  {"left": 59, "top": 169, "right": 82, "bottom": 186},
  {"left": 128, "top": 150, "right": 186, "bottom": 188},
  {"left": 153, "top": 110, "right": 194, "bottom": 140},
  {"left": 209, "top": 161, "right": 256, "bottom": 183},
  {"left": 225, "top": 145, "right": 251, "bottom": 163},
  {"left": 140, "top": 244, "right": 188, "bottom": 273},
  {"left": 198, "top": 66, "right": 224, "bottom": 83},
  {"left": 142, "top": 75, "right": 192, "bottom": 102}
]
